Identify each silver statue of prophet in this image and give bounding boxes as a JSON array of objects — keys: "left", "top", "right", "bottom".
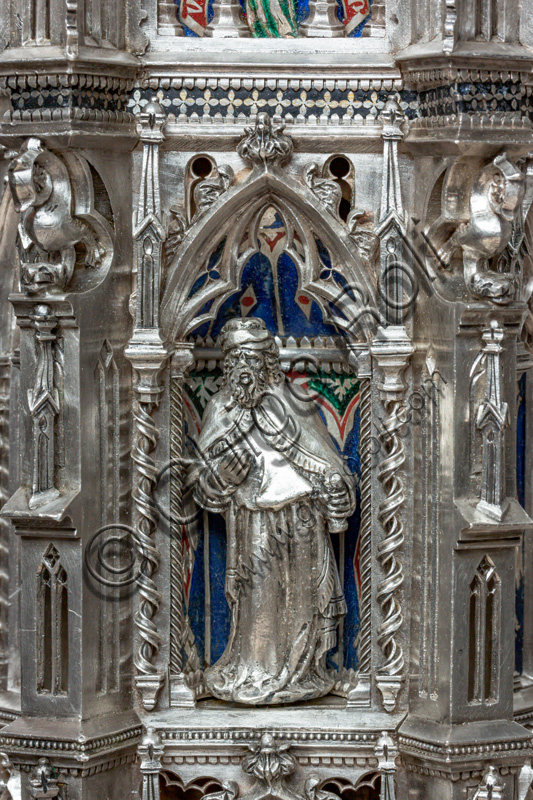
[{"left": 188, "top": 317, "right": 356, "bottom": 705}]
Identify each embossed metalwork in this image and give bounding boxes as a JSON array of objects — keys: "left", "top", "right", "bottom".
[
  {"left": 376, "top": 97, "right": 406, "bottom": 327},
  {"left": 303, "top": 164, "right": 342, "bottom": 220},
  {"left": 130, "top": 378, "right": 165, "bottom": 709},
  {"left": 1, "top": 2, "right": 533, "bottom": 799},
  {"left": 471, "top": 768, "right": 503, "bottom": 800},
  {"left": 374, "top": 732, "right": 398, "bottom": 800},
  {"left": 28, "top": 305, "right": 60, "bottom": 509},
  {"left": 139, "top": 729, "right": 164, "bottom": 800},
  {"left": 237, "top": 114, "right": 293, "bottom": 168},
  {"left": 169, "top": 346, "right": 196, "bottom": 707},
  {"left": 193, "top": 166, "right": 235, "bottom": 221},
  {"left": 8, "top": 138, "right": 112, "bottom": 294},
  {"left": 188, "top": 318, "right": 356, "bottom": 704},
  {"left": 241, "top": 734, "right": 299, "bottom": 800},
  {"left": 29, "top": 758, "right": 64, "bottom": 799},
  {"left": 418, "top": 350, "right": 440, "bottom": 701},
  {"left": 355, "top": 375, "right": 372, "bottom": 675},
  {"left": 370, "top": 98, "right": 413, "bottom": 712},
  {"left": 430, "top": 154, "right": 532, "bottom": 304},
  {"left": 127, "top": 101, "right": 169, "bottom": 710},
  {"left": 96, "top": 340, "right": 121, "bottom": 696},
  {"left": 36, "top": 544, "right": 68, "bottom": 696},
  {"left": 372, "top": 336, "right": 410, "bottom": 711},
  {"left": 475, "top": 321, "right": 508, "bottom": 520}
]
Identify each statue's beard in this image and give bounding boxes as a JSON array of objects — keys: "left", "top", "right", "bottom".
[{"left": 229, "top": 366, "right": 268, "bottom": 408}]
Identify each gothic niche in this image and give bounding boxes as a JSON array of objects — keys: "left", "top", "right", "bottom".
[
  {"left": 468, "top": 555, "right": 501, "bottom": 705},
  {"left": 36, "top": 544, "right": 68, "bottom": 696},
  {"left": 154, "top": 117, "right": 378, "bottom": 706}
]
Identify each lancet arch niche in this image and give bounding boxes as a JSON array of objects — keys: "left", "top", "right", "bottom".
[{"left": 153, "top": 116, "right": 380, "bottom": 707}]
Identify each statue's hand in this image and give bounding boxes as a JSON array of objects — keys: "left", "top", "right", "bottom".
[
  {"left": 217, "top": 448, "right": 252, "bottom": 487},
  {"left": 322, "top": 472, "right": 352, "bottom": 518}
]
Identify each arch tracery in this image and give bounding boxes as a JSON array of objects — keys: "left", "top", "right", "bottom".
[{"left": 160, "top": 143, "right": 378, "bottom": 345}]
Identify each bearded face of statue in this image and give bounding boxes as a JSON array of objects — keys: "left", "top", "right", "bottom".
[{"left": 226, "top": 346, "right": 269, "bottom": 408}]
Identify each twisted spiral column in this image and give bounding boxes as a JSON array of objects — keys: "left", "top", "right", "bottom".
[
  {"left": 125, "top": 337, "right": 168, "bottom": 711},
  {"left": 169, "top": 375, "right": 185, "bottom": 675},
  {"left": 168, "top": 347, "right": 196, "bottom": 706},
  {"left": 132, "top": 397, "right": 162, "bottom": 680},
  {"left": 357, "top": 376, "right": 372, "bottom": 676},
  {"left": 0, "top": 362, "right": 9, "bottom": 691},
  {"left": 376, "top": 397, "right": 405, "bottom": 682},
  {"left": 370, "top": 327, "right": 412, "bottom": 712}
]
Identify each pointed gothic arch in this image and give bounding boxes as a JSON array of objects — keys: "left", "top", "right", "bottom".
[{"left": 160, "top": 168, "right": 379, "bottom": 344}]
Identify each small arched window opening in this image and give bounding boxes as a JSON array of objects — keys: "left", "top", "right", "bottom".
[
  {"left": 185, "top": 155, "right": 218, "bottom": 223},
  {"left": 468, "top": 555, "right": 501, "bottom": 704},
  {"left": 36, "top": 544, "right": 69, "bottom": 695},
  {"left": 324, "top": 155, "right": 354, "bottom": 222}
]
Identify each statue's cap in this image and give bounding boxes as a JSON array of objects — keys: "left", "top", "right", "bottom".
[{"left": 220, "top": 317, "right": 276, "bottom": 354}]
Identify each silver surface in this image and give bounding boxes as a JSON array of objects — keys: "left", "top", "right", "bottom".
[{"left": 0, "top": 0, "right": 532, "bottom": 798}]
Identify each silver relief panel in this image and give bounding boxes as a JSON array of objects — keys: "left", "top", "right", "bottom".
[{"left": 0, "top": 0, "right": 533, "bottom": 799}]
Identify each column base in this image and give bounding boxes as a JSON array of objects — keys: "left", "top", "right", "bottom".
[
  {"left": 136, "top": 673, "right": 166, "bottom": 711},
  {"left": 169, "top": 673, "right": 196, "bottom": 707},
  {"left": 0, "top": 711, "right": 142, "bottom": 800},
  {"left": 399, "top": 716, "right": 532, "bottom": 800}
]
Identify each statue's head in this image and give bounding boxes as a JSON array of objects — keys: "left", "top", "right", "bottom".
[{"left": 220, "top": 317, "right": 283, "bottom": 408}]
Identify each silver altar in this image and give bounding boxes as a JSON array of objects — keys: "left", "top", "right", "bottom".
[{"left": 0, "top": 0, "right": 533, "bottom": 798}]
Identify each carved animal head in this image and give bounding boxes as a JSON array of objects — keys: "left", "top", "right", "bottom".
[{"left": 486, "top": 153, "right": 525, "bottom": 222}]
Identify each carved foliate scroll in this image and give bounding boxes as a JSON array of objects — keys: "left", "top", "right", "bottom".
[
  {"left": 8, "top": 138, "right": 113, "bottom": 295},
  {"left": 303, "top": 163, "right": 342, "bottom": 220},
  {"left": 237, "top": 114, "right": 293, "bottom": 167},
  {"left": 139, "top": 729, "right": 164, "bottom": 800},
  {"left": 0, "top": 753, "right": 12, "bottom": 800},
  {"left": 193, "top": 166, "right": 234, "bottom": 221}
]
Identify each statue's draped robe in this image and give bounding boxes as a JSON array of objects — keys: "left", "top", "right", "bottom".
[
  {"left": 245, "top": 0, "right": 298, "bottom": 38},
  {"left": 190, "top": 382, "right": 355, "bottom": 704}
]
